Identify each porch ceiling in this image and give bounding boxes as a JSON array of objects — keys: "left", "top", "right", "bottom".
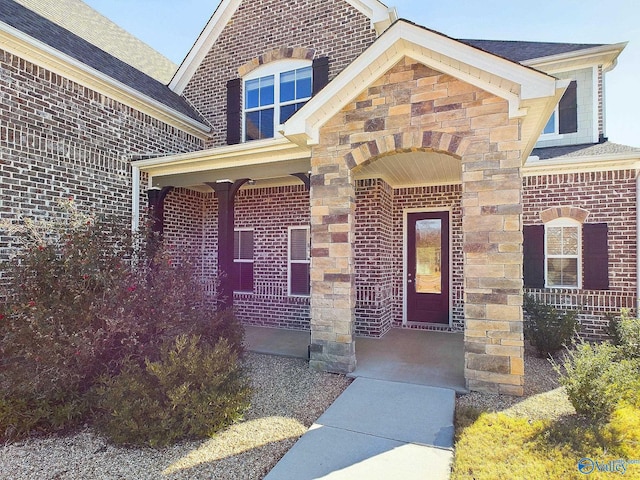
[{"left": 353, "top": 150, "right": 462, "bottom": 187}]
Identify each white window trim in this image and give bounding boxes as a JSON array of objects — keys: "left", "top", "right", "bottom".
[
  {"left": 288, "top": 226, "right": 310, "bottom": 297},
  {"left": 242, "top": 59, "right": 312, "bottom": 141},
  {"left": 234, "top": 228, "right": 254, "bottom": 292},
  {"left": 544, "top": 218, "right": 581, "bottom": 289}
]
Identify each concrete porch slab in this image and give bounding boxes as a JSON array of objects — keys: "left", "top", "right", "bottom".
[{"left": 243, "top": 326, "right": 467, "bottom": 392}]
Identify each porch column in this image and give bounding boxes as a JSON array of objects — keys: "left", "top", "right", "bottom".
[
  {"left": 206, "top": 179, "right": 249, "bottom": 310},
  {"left": 461, "top": 140, "right": 525, "bottom": 396},
  {"left": 147, "top": 186, "right": 174, "bottom": 235},
  {"left": 308, "top": 156, "right": 357, "bottom": 374}
]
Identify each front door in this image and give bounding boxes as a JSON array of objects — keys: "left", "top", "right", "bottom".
[{"left": 406, "top": 211, "right": 450, "bottom": 324}]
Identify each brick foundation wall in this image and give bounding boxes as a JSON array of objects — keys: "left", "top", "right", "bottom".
[
  {"left": 0, "top": 49, "right": 203, "bottom": 266},
  {"left": 523, "top": 169, "right": 638, "bottom": 338},
  {"left": 182, "top": 0, "right": 377, "bottom": 148}
]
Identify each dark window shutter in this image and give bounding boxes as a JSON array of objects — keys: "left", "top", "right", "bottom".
[
  {"left": 583, "top": 223, "right": 609, "bottom": 290},
  {"left": 226, "top": 78, "right": 241, "bottom": 145},
  {"left": 312, "top": 57, "right": 329, "bottom": 95},
  {"left": 523, "top": 225, "right": 545, "bottom": 288},
  {"left": 558, "top": 80, "right": 578, "bottom": 134}
]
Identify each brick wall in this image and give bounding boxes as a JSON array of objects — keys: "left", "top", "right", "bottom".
[
  {"left": 0, "top": 49, "right": 203, "bottom": 265},
  {"left": 234, "top": 184, "right": 310, "bottom": 329},
  {"left": 355, "top": 178, "right": 394, "bottom": 336},
  {"left": 182, "top": 0, "right": 377, "bottom": 148},
  {"left": 523, "top": 169, "right": 637, "bottom": 337}
]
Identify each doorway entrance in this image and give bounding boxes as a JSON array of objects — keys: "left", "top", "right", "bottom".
[{"left": 406, "top": 211, "right": 450, "bottom": 324}]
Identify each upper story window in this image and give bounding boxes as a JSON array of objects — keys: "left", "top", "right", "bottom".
[
  {"left": 244, "top": 61, "right": 312, "bottom": 141},
  {"left": 545, "top": 218, "right": 581, "bottom": 288},
  {"left": 541, "top": 80, "right": 578, "bottom": 137}
]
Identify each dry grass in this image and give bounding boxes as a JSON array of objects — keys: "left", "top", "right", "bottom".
[{"left": 452, "top": 349, "right": 640, "bottom": 480}]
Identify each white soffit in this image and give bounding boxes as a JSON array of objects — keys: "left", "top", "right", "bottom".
[
  {"left": 284, "top": 20, "right": 559, "bottom": 145},
  {"left": 169, "top": 0, "right": 396, "bottom": 94}
]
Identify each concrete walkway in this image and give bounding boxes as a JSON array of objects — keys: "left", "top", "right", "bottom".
[{"left": 264, "top": 377, "right": 455, "bottom": 479}]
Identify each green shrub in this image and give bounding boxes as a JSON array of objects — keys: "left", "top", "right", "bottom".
[
  {"left": 524, "top": 295, "right": 578, "bottom": 357},
  {"left": 93, "top": 335, "right": 250, "bottom": 447},
  {"left": 608, "top": 309, "right": 640, "bottom": 359},
  {"left": 554, "top": 340, "right": 639, "bottom": 421}
]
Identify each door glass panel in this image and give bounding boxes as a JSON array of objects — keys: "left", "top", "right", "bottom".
[{"left": 415, "top": 219, "right": 442, "bottom": 294}]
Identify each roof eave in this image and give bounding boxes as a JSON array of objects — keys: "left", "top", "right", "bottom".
[
  {"left": 0, "top": 21, "right": 211, "bottom": 139},
  {"left": 522, "top": 42, "right": 627, "bottom": 73},
  {"left": 169, "top": 0, "right": 396, "bottom": 94},
  {"left": 523, "top": 152, "right": 640, "bottom": 175}
]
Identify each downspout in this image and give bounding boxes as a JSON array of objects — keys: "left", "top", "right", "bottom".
[{"left": 131, "top": 164, "right": 140, "bottom": 232}]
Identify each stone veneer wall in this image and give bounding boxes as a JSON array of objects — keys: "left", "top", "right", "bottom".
[
  {"left": 182, "top": 0, "right": 377, "bottom": 148},
  {"left": 312, "top": 57, "right": 526, "bottom": 393},
  {"left": 523, "top": 169, "right": 638, "bottom": 338}
]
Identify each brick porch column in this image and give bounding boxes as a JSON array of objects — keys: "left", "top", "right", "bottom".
[
  {"left": 462, "top": 140, "right": 525, "bottom": 396},
  {"left": 308, "top": 155, "right": 357, "bottom": 374}
]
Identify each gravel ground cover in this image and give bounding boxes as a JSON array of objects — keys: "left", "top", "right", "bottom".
[
  {"left": 456, "top": 348, "right": 575, "bottom": 420},
  {"left": 0, "top": 353, "right": 351, "bottom": 480}
]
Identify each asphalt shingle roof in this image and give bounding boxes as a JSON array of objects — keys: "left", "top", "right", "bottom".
[
  {"left": 532, "top": 141, "right": 640, "bottom": 160},
  {"left": 13, "top": 0, "right": 177, "bottom": 84},
  {"left": 458, "top": 39, "right": 605, "bottom": 63},
  {"left": 0, "top": 0, "right": 204, "bottom": 124}
]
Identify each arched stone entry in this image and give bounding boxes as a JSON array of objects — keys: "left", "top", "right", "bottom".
[{"left": 308, "top": 57, "right": 525, "bottom": 395}]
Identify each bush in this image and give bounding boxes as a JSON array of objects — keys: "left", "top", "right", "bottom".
[
  {"left": 93, "top": 335, "right": 250, "bottom": 447},
  {"left": 608, "top": 309, "right": 640, "bottom": 359},
  {"left": 0, "top": 200, "right": 248, "bottom": 444},
  {"left": 553, "top": 340, "right": 639, "bottom": 422},
  {"left": 524, "top": 295, "right": 578, "bottom": 357}
]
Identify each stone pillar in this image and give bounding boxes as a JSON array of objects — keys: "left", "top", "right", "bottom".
[
  {"left": 308, "top": 155, "right": 357, "bottom": 374},
  {"left": 462, "top": 138, "right": 525, "bottom": 396}
]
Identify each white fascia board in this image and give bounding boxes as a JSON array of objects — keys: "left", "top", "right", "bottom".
[
  {"left": 133, "top": 137, "right": 311, "bottom": 177},
  {"left": 284, "top": 21, "right": 557, "bottom": 145},
  {"left": 0, "top": 23, "right": 211, "bottom": 139},
  {"left": 169, "top": 0, "right": 395, "bottom": 94},
  {"left": 523, "top": 154, "right": 640, "bottom": 176},
  {"left": 169, "top": 0, "right": 239, "bottom": 94},
  {"left": 522, "top": 42, "right": 627, "bottom": 74}
]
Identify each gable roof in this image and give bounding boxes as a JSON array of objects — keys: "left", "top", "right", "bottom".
[
  {"left": 169, "top": 0, "right": 397, "bottom": 94},
  {"left": 0, "top": 0, "right": 209, "bottom": 135},
  {"left": 283, "top": 19, "right": 566, "bottom": 158},
  {"left": 12, "top": 0, "right": 177, "bottom": 84}
]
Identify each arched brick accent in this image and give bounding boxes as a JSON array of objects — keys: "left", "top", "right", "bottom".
[
  {"left": 344, "top": 132, "right": 466, "bottom": 170},
  {"left": 539, "top": 206, "right": 589, "bottom": 224},
  {"left": 238, "top": 47, "right": 316, "bottom": 76}
]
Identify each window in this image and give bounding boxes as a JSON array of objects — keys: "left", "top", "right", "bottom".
[
  {"left": 233, "top": 229, "right": 253, "bottom": 292},
  {"left": 289, "top": 227, "right": 310, "bottom": 296},
  {"left": 244, "top": 62, "right": 312, "bottom": 141},
  {"left": 541, "top": 80, "right": 577, "bottom": 137},
  {"left": 543, "top": 109, "right": 558, "bottom": 135},
  {"left": 524, "top": 221, "right": 608, "bottom": 290},
  {"left": 545, "top": 219, "right": 581, "bottom": 288}
]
